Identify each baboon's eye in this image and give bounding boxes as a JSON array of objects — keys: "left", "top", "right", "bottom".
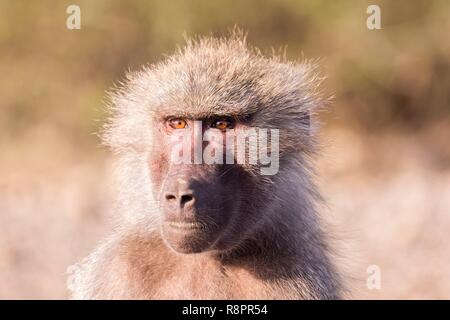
[
  {"left": 211, "top": 118, "right": 234, "bottom": 130},
  {"left": 168, "top": 118, "right": 187, "bottom": 129}
]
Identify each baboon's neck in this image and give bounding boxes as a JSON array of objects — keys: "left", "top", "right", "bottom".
[{"left": 220, "top": 214, "right": 319, "bottom": 262}]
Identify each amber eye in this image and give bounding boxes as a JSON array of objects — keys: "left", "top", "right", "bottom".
[
  {"left": 168, "top": 118, "right": 187, "bottom": 129},
  {"left": 211, "top": 118, "right": 234, "bottom": 130}
]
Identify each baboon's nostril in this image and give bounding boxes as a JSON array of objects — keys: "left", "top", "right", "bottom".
[
  {"left": 164, "top": 193, "right": 194, "bottom": 208},
  {"left": 180, "top": 194, "right": 194, "bottom": 207},
  {"left": 165, "top": 194, "right": 177, "bottom": 202}
]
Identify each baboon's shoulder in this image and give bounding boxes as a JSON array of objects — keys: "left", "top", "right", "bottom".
[{"left": 68, "top": 232, "right": 173, "bottom": 299}]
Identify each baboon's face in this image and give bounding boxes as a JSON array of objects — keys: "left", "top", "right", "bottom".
[
  {"left": 148, "top": 116, "right": 256, "bottom": 254},
  {"left": 105, "top": 38, "right": 317, "bottom": 253}
]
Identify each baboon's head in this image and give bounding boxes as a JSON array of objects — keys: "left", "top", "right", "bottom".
[{"left": 104, "top": 33, "right": 325, "bottom": 254}]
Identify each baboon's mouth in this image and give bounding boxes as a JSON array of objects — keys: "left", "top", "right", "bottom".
[
  {"left": 165, "top": 221, "right": 203, "bottom": 232},
  {"left": 161, "top": 220, "right": 217, "bottom": 254}
]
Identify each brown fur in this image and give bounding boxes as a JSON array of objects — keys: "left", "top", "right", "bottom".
[{"left": 69, "top": 31, "right": 343, "bottom": 300}]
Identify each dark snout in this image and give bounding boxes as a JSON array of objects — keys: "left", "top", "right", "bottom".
[
  {"left": 162, "top": 173, "right": 198, "bottom": 222},
  {"left": 159, "top": 166, "right": 238, "bottom": 253}
]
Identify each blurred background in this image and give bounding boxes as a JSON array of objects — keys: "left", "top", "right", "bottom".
[{"left": 0, "top": 0, "right": 449, "bottom": 299}]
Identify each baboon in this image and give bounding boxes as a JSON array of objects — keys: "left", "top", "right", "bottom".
[{"left": 69, "top": 32, "right": 343, "bottom": 299}]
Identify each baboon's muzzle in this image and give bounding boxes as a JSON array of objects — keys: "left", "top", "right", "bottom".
[{"left": 159, "top": 166, "right": 236, "bottom": 253}]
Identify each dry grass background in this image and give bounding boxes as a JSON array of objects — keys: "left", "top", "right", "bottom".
[{"left": 0, "top": 1, "right": 449, "bottom": 299}]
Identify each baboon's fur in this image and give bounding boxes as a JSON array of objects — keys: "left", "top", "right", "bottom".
[{"left": 69, "top": 32, "right": 343, "bottom": 299}]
